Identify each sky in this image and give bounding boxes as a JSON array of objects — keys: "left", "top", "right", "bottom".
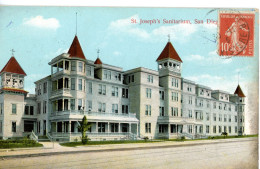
[
  {"left": 0, "top": 6, "right": 258, "bottom": 134},
  {"left": 0, "top": 7, "right": 258, "bottom": 95}
]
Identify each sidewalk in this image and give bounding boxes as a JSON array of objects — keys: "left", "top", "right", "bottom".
[{"left": 0, "top": 137, "right": 256, "bottom": 159}]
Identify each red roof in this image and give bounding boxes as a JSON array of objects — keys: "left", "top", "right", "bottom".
[
  {"left": 156, "top": 42, "right": 183, "bottom": 62},
  {"left": 234, "top": 85, "right": 246, "bottom": 97},
  {"left": 0, "top": 57, "right": 26, "bottom": 76},
  {"left": 68, "top": 35, "right": 86, "bottom": 60},
  {"left": 0, "top": 87, "right": 28, "bottom": 94},
  {"left": 94, "top": 58, "right": 103, "bottom": 64}
]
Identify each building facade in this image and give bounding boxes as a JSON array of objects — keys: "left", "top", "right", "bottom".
[{"left": 0, "top": 35, "right": 246, "bottom": 141}]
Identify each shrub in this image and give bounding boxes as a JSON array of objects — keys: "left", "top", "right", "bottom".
[{"left": 143, "top": 136, "right": 149, "bottom": 142}]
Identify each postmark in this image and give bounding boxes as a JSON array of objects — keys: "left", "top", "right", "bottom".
[{"left": 218, "top": 11, "right": 255, "bottom": 57}]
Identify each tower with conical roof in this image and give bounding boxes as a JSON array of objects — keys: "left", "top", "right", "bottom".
[
  {"left": 234, "top": 84, "right": 246, "bottom": 135},
  {"left": 155, "top": 38, "right": 183, "bottom": 128},
  {"left": 0, "top": 54, "right": 27, "bottom": 94}
]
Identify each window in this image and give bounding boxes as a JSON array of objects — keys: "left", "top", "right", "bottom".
[
  {"left": 188, "top": 96, "right": 192, "bottom": 105},
  {"left": 228, "top": 115, "right": 231, "bottom": 122},
  {"left": 145, "top": 105, "right": 151, "bottom": 116},
  {"left": 98, "top": 103, "right": 106, "bottom": 112},
  {"left": 122, "top": 88, "right": 128, "bottom": 98},
  {"left": 25, "top": 105, "right": 29, "bottom": 115},
  {"left": 12, "top": 122, "right": 16, "bottom": 132},
  {"left": 86, "top": 66, "right": 91, "bottom": 76},
  {"left": 213, "top": 126, "right": 216, "bottom": 133},
  {"left": 37, "top": 103, "right": 41, "bottom": 114},
  {"left": 104, "top": 70, "right": 108, "bottom": 79},
  {"left": 219, "top": 126, "right": 222, "bottom": 133},
  {"left": 43, "top": 101, "right": 47, "bottom": 114},
  {"left": 172, "top": 92, "right": 178, "bottom": 101},
  {"left": 37, "top": 121, "right": 41, "bottom": 133},
  {"left": 43, "top": 82, "right": 47, "bottom": 93},
  {"left": 71, "top": 99, "right": 75, "bottom": 110},
  {"left": 98, "top": 84, "right": 106, "bottom": 95},
  {"left": 187, "top": 85, "right": 192, "bottom": 92},
  {"left": 38, "top": 84, "right": 42, "bottom": 95},
  {"left": 171, "top": 107, "right": 178, "bottom": 116},
  {"left": 147, "top": 75, "right": 153, "bottom": 83},
  {"left": 235, "top": 116, "right": 237, "bottom": 122},
  {"left": 71, "top": 61, "right": 76, "bottom": 71},
  {"left": 207, "top": 101, "right": 210, "bottom": 108},
  {"left": 112, "top": 86, "right": 119, "bottom": 97},
  {"left": 206, "top": 126, "right": 210, "bottom": 133},
  {"left": 98, "top": 123, "right": 106, "bottom": 133},
  {"left": 78, "top": 99, "right": 83, "bottom": 110},
  {"left": 0, "top": 103, "right": 3, "bottom": 115},
  {"left": 172, "top": 78, "right": 178, "bottom": 87},
  {"left": 235, "top": 126, "right": 238, "bottom": 133},
  {"left": 229, "top": 104, "right": 231, "bottom": 111},
  {"left": 188, "top": 125, "right": 193, "bottom": 133},
  {"left": 206, "top": 113, "right": 210, "bottom": 121},
  {"left": 131, "top": 75, "right": 134, "bottom": 82},
  {"left": 145, "top": 123, "right": 151, "bottom": 133},
  {"left": 71, "top": 78, "right": 75, "bottom": 90},
  {"left": 88, "top": 82, "right": 92, "bottom": 94},
  {"left": 229, "top": 126, "right": 231, "bottom": 133},
  {"left": 87, "top": 101, "right": 92, "bottom": 110},
  {"left": 159, "top": 91, "right": 164, "bottom": 100},
  {"left": 78, "top": 79, "right": 82, "bottom": 90},
  {"left": 146, "top": 88, "right": 152, "bottom": 98},
  {"left": 159, "top": 124, "right": 168, "bottom": 133},
  {"left": 188, "top": 110, "right": 193, "bottom": 118},
  {"left": 111, "top": 123, "right": 119, "bottom": 133},
  {"left": 213, "top": 102, "right": 216, "bottom": 109},
  {"left": 0, "top": 121, "right": 2, "bottom": 133},
  {"left": 224, "top": 115, "right": 227, "bottom": 122},
  {"left": 78, "top": 62, "right": 83, "bottom": 72},
  {"left": 199, "top": 100, "right": 204, "bottom": 107},
  {"left": 122, "top": 105, "right": 129, "bottom": 114},
  {"left": 12, "top": 104, "right": 17, "bottom": 114},
  {"left": 219, "top": 114, "right": 222, "bottom": 121},
  {"left": 159, "top": 106, "right": 165, "bottom": 116},
  {"left": 112, "top": 104, "right": 118, "bottom": 113},
  {"left": 213, "top": 113, "right": 216, "bottom": 121},
  {"left": 224, "top": 126, "right": 227, "bottom": 132},
  {"left": 219, "top": 103, "right": 222, "bottom": 110},
  {"left": 224, "top": 104, "right": 227, "bottom": 110}
]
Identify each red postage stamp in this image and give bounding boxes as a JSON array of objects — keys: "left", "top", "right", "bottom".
[{"left": 218, "top": 11, "right": 255, "bottom": 57}]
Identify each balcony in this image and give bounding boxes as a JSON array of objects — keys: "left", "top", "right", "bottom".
[
  {"left": 157, "top": 116, "right": 196, "bottom": 124},
  {"left": 50, "top": 110, "right": 138, "bottom": 122},
  {"left": 51, "top": 88, "right": 72, "bottom": 99}
]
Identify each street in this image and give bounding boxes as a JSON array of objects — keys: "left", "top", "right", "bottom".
[{"left": 0, "top": 138, "right": 258, "bottom": 169}]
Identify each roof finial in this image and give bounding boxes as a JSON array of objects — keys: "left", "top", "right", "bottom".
[
  {"left": 76, "top": 12, "right": 78, "bottom": 36},
  {"left": 97, "top": 48, "right": 100, "bottom": 58},
  {"left": 10, "top": 49, "right": 15, "bottom": 56},
  {"left": 168, "top": 34, "right": 170, "bottom": 42}
]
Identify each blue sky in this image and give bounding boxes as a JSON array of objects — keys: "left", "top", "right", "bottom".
[{"left": 0, "top": 7, "right": 258, "bottom": 95}]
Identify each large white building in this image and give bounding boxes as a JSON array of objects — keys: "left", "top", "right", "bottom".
[{"left": 0, "top": 35, "right": 246, "bottom": 141}]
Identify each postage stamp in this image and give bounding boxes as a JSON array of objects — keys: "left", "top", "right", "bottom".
[{"left": 218, "top": 11, "right": 255, "bottom": 57}]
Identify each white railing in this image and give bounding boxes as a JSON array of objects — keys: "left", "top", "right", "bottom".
[
  {"left": 47, "top": 132, "right": 54, "bottom": 141},
  {"left": 50, "top": 132, "right": 139, "bottom": 139},
  {"left": 178, "top": 132, "right": 194, "bottom": 139},
  {"left": 51, "top": 88, "right": 71, "bottom": 97},
  {"left": 51, "top": 110, "right": 137, "bottom": 118},
  {"left": 29, "top": 131, "right": 38, "bottom": 142}
]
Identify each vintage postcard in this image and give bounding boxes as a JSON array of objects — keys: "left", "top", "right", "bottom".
[{"left": 0, "top": 6, "right": 258, "bottom": 169}]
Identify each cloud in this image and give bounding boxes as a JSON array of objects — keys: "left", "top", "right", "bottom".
[
  {"left": 113, "top": 51, "right": 121, "bottom": 56},
  {"left": 23, "top": 16, "right": 60, "bottom": 30},
  {"left": 185, "top": 54, "right": 204, "bottom": 61}
]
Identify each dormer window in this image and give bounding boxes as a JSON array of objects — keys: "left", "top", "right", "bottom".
[
  {"left": 159, "top": 64, "right": 162, "bottom": 69},
  {"left": 169, "top": 62, "right": 172, "bottom": 67},
  {"left": 164, "top": 62, "right": 167, "bottom": 67}
]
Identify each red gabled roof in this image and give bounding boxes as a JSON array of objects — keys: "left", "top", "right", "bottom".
[
  {"left": 94, "top": 58, "right": 103, "bottom": 64},
  {"left": 68, "top": 35, "right": 86, "bottom": 60},
  {"left": 0, "top": 87, "right": 28, "bottom": 94},
  {"left": 234, "top": 85, "right": 246, "bottom": 97},
  {"left": 0, "top": 57, "right": 26, "bottom": 76},
  {"left": 156, "top": 42, "right": 183, "bottom": 63}
]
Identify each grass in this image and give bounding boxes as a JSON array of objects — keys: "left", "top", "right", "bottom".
[
  {"left": 164, "top": 134, "right": 258, "bottom": 142},
  {"left": 0, "top": 138, "right": 43, "bottom": 149},
  {"left": 60, "top": 140, "right": 160, "bottom": 147}
]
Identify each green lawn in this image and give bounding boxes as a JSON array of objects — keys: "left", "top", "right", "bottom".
[
  {"left": 60, "top": 140, "right": 160, "bottom": 147},
  {"left": 0, "top": 139, "right": 43, "bottom": 149}
]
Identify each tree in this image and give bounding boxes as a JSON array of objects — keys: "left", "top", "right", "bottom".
[
  {"left": 78, "top": 115, "right": 92, "bottom": 144},
  {"left": 221, "top": 132, "right": 228, "bottom": 139}
]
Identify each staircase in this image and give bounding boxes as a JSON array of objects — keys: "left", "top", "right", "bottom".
[
  {"left": 38, "top": 135, "right": 51, "bottom": 142},
  {"left": 178, "top": 132, "right": 194, "bottom": 139}
]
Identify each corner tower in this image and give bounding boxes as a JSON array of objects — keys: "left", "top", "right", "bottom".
[{"left": 234, "top": 84, "right": 246, "bottom": 135}]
